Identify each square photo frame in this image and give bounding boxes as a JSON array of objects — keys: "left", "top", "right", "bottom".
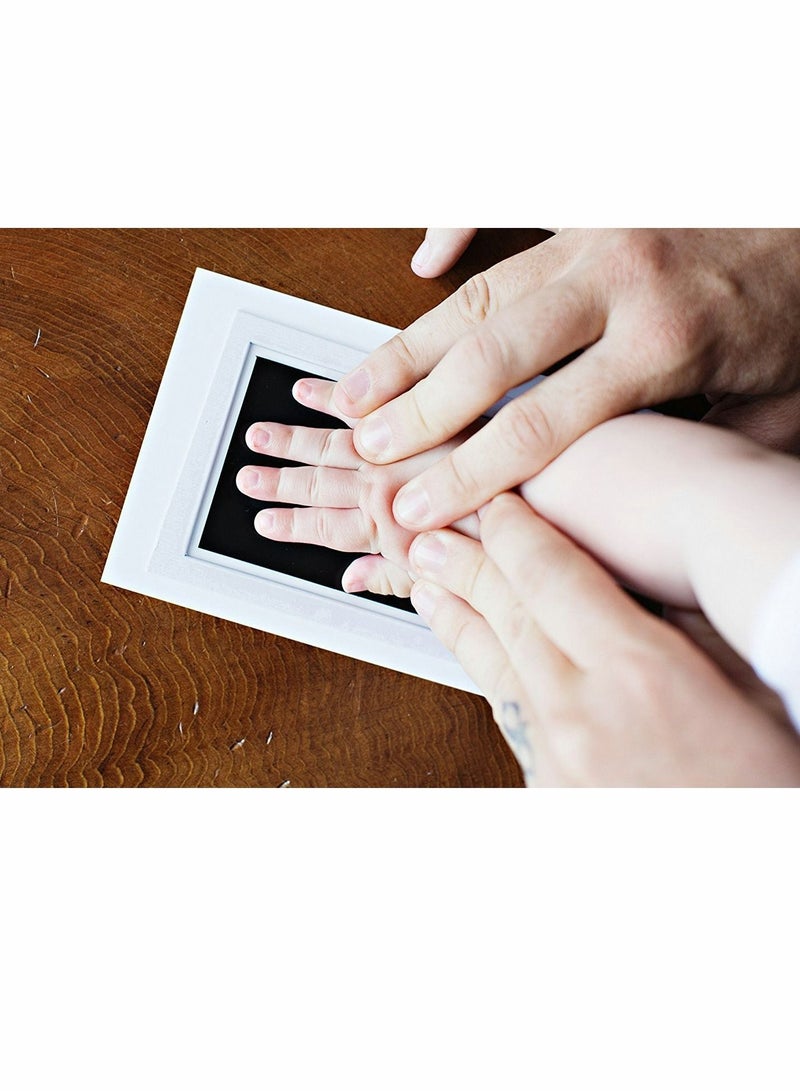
[{"left": 102, "top": 268, "right": 479, "bottom": 691}]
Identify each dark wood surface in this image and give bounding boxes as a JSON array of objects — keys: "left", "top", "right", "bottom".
[{"left": 0, "top": 228, "right": 547, "bottom": 787}]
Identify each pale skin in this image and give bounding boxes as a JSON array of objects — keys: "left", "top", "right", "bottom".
[
  {"left": 235, "top": 401, "right": 798, "bottom": 785},
  {"left": 324, "top": 229, "right": 800, "bottom": 535},
  {"left": 239, "top": 399, "right": 800, "bottom": 667},
  {"left": 409, "top": 496, "right": 800, "bottom": 787},
  {"left": 237, "top": 409, "right": 478, "bottom": 598}
]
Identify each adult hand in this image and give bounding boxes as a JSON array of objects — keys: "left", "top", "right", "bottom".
[
  {"left": 333, "top": 228, "right": 800, "bottom": 531},
  {"left": 663, "top": 607, "right": 795, "bottom": 730},
  {"left": 703, "top": 388, "right": 800, "bottom": 455},
  {"left": 407, "top": 493, "right": 800, "bottom": 787},
  {"left": 410, "top": 228, "right": 477, "bottom": 278}
]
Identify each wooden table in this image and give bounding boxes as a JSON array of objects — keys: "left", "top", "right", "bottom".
[{"left": 0, "top": 228, "right": 549, "bottom": 787}]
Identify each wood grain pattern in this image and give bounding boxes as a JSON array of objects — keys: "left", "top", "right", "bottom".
[{"left": 0, "top": 229, "right": 544, "bottom": 787}]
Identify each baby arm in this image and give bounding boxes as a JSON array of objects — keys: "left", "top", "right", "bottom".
[
  {"left": 237, "top": 376, "right": 800, "bottom": 667},
  {"left": 521, "top": 412, "right": 800, "bottom": 663}
]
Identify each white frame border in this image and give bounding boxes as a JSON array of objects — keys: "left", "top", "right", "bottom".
[{"left": 102, "top": 268, "right": 478, "bottom": 692}]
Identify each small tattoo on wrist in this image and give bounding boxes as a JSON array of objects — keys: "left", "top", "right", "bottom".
[{"left": 500, "top": 700, "right": 535, "bottom": 786}]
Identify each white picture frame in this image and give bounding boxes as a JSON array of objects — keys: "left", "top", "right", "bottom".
[{"left": 102, "top": 268, "right": 479, "bottom": 692}]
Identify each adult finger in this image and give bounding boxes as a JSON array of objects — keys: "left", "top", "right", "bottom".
[
  {"left": 237, "top": 464, "right": 361, "bottom": 508},
  {"left": 408, "top": 527, "right": 574, "bottom": 683},
  {"left": 245, "top": 422, "right": 360, "bottom": 468},
  {"left": 411, "top": 580, "right": 539, "bottom": 786},
  {"left": 410, "top": 580, "right": 517, "bottom": 709},
  {"left": 341, "top": 555, "right": 414, "bottom": 598},
  {"left": 354, "top": 274, "right": 606, "bottom": 467},
  {"left": 391, "top": 334, "right": 646, "bottom": 530},
  {"left": 333, "top": 238, "right": 576, "bottom": 419},
  {"left": 410, "top": 228, "right": 478, "bottom": 278},
  {"left": 479, "top": 494, "right": 655, "bottom": 669},
  {"left": 254, "top": 506, "right": 373, "bottom": 553}
]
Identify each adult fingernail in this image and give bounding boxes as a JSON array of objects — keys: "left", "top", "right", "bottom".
[
  {"left": 409, "top": 533, "right": 446, "bottom": 573},
  {"left": 358, "top": 415, "right": 392, "bottom": 456},
  {"left": 339, "top": 369, "right": 370, "bottom": 405},
  {"left": 394, "top": 485, "right": 431, "bottom": 527},
  {"left": 237, "top": 468, "right": 260, "bottom": 490},
  {"left": 293, "top": 380, "right": 312, "bottom": 402},
  {"left": 411, "top": 582, "right": 438, "bottom": 623},
  {"left": 411, "top": 239, "right": 431, "bottom": 273}
]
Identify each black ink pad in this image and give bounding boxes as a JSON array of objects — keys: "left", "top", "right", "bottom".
[{"left": 199, "top": 357, "right": 414, "bottom": 614}]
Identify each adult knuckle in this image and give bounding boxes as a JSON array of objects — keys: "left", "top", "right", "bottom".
[
  {"left": 466, "top": 323, "right": 511, "bottom": 383},
  {"left": 454, "top": 270, "right": 494, "bottom": 326},
  {"left": 479, "top": 494, "right": 517, "bottom": 544},
  {"left": 527, "top": 543, "right": 569, "bottom": 594},
  {"left": 447, "top": 448, "right": 484, "bottom": 503},
  {"left": 616, "top": 643, "right": 673, "bottom": 707},
  {"left": 650, "top": 302, "right": 702, "bottom": 364},
  {"left": 539, "top": 280, "right": 587, "bottom": 333},
  {"left": 505, "top": 601, "right": 532, "bottom": 649},
  {"left": 405, "top": 386, "right": 442, "bottom": 442},
  {"left": 498, "top": 395, "right": 557, "bottom": 463},
  {"left": 450, "top": 612, "right": 479, "bottom": 664},
  {"left": 456, "top": 549, "right": 488, "bottom": 606},
  {"left": 624, "top": 301, "right": 711, "bottom": 397},
  {"left": 385, "top": 332, "right": 421, "bottom": 386},
  {"left": 617, "top": 229, "right": 673, "bottom": 281}
]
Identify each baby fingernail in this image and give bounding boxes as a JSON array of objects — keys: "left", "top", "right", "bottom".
[
  {"left": 358, "top": 416, "right": 391, "bottom": 456},
  {"left": 342, "top": 573, "right": 366, "bottom": 593},
  {"left": 340, "top": 369, "right": 370, "bottom": 404},
  {"left": 238, "top": 468, "right": 260, "bottom": 490},
  {"left": 249, "top": 427, "right": 270, "bottom": 450},
  {"left": 255, "top": 509, "right": 275, "bottom": 534},
  {"left": 410, "top": 533, "right": 446, "bottom": 572},
  {"left": 293, "top": 380, "right": 312, "bottom": 402},
  {"left": 394, "top": 485, "right": 431, "bottom": 527}
]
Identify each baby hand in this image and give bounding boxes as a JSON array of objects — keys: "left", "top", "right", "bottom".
[{"left": 236, "top": 377, "right": 478, "bottom": 597}]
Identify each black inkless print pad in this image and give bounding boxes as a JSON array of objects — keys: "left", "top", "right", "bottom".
[{"left": 198, "top": 357, "right": 415, "bottom": 614}]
